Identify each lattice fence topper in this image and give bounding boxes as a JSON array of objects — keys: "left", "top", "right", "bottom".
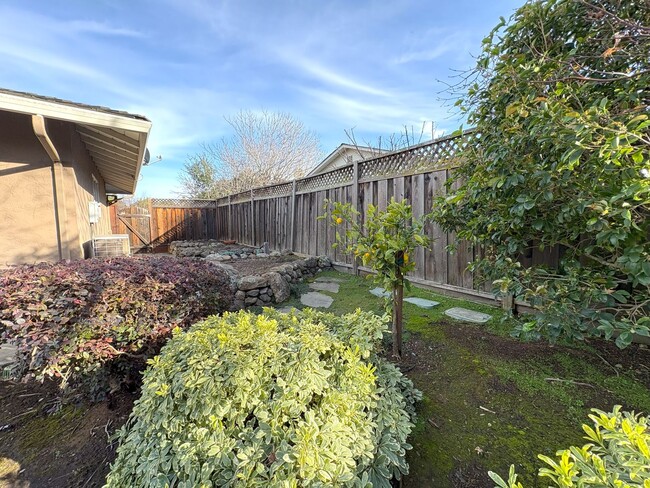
[
  {"left": 253, "top": 181, "right": 293, "bottom": 200},
  {"left": 150, "top": 130, "right": 477, "bottom": 208},
  {"left": 358, "top": 130, "right": 476, "bottom": 181},
  {"left": 230, "top": 191, "right": 252, "bottom": 205},
  {"left": 151, "top": 198, "right": 217, "bottom": 208},
  {"left": 296, "top": 165, "right": 354, "bottom": 194}
]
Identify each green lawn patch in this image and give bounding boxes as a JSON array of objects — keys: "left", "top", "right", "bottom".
[{"left": 277, "top": 269, "right": 650, "bottom": 488}]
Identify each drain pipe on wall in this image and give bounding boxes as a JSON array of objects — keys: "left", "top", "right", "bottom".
[{"left": 32, "top": 114, "right": 71, "bottom": 261}]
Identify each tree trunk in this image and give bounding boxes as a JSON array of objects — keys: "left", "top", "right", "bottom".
[{"left": 392, "top": 270, "right": 404, "bottom": 360}]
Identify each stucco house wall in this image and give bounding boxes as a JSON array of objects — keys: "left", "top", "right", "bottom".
[
  {"left": 0, "top": 113, "right": 125, "bottom": 265},
  {"left": 0, "top": 88, "right": 151, "bottom": 266},
  {"left": 0, "top": 111, "right": 62, "bottom": 264}
]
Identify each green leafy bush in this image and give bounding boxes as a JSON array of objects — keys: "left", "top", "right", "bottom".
[
  {"left": 106, "top": 309, "right": 421, "bottom": 487},
  {"left": 433, "top": 0, "right": 650, "bottom": 346},
  {"left": 0, "top": 256, "right": 233, "bottom": 397},
  {"left": 489, "top": 406, "right": 650, "bottom": 487}
]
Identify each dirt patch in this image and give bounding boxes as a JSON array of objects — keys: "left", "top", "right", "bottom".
[
  {"left": 442, "top": 321, "right": 650, "bottom": 390},
  {"left": 449, "top": 461, "right": 492, "bottom": 488},
  {"left": 443, "top": 320, "right": 553, "bottom": 362},
  {"left": 228, "top": 255, "right": 300, "bottom": 276},
  {"left": 0, "top": 380, "right": 134, "bottom": 487}
]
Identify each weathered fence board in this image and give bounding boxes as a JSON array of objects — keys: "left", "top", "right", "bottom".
[{"left": 142, "top": 131, "right": 558, "bottom": 302}]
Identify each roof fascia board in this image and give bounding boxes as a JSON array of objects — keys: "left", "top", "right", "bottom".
[{"left": 0, "top": 92, "right": 151, "bottom": 133}]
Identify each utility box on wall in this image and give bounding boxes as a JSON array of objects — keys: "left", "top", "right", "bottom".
[{"left": 89, "top": 201, "right": 102, "bottom": 224}]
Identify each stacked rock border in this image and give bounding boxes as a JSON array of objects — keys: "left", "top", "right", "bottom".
[
  {"left": 232, "top": 255, "right": 332, "bottom": 309},
  {"left": 169, "top": 240, "right": 279, "bottom": 259}
]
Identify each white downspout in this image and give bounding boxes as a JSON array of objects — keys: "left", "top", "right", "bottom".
[{"left": 32, "top": 114, "right": 71, "bottom": 260}]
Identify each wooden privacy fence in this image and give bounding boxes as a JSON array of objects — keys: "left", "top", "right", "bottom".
[{"left": 146, "top": 131, "right": 560, "bottom": 301}]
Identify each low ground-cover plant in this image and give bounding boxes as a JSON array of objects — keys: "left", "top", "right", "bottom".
[
  {"left": 489, "top": 406, "right": 650, "bottom": 487},
  {"left": 106, "top": 309, "right": 421, "bottom": 487},
  {"left": 0, "top": 256, "right": 233, "bottom": 398}
]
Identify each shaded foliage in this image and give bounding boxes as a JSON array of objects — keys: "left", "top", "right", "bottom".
[{"left": 434, "top": 0, "right": 650, "bottom": 347}]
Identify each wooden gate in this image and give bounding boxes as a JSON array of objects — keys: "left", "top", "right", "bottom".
[{"left": 109, "top": 203, "right": 152, "bottom": 253}]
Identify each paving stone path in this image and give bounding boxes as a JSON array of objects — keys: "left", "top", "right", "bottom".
[
  {"left": 445, "top": 307, "right": 492, "bottom": 323},
  {"left": 404, "top": 297, "right": 440, "bottom": 309},
  {"left": 370, "top": 287, "right": 391, "bottom": 298},
  {"left": 366, "top": 287, "right": 492, "bottom": 319},
  {"left": 276, "top": 306, "right": 297, "bottom": 314},
  {"left": 300, "top": 292, "right": 334, "bottom": 309},
  {"left": 309, "top": 282, "right": 340, "bottom": 293},
  {"left": 314, "top": 277, "right": 344, "bottom": 283},
  {"left": 0, "top": 344, "right": 17, "bottom": 369}
]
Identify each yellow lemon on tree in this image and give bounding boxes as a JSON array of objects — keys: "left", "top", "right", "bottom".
[
  {"left": 404, "top": 253, "right": 409, "bottom": 264},
  {"left": 335, "top": 217, "right": 343, "bottom": 225}
]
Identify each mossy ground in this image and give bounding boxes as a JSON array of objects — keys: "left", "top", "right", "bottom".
[{"left": 280, "top": 269, "right": 650, "bottom": 488}]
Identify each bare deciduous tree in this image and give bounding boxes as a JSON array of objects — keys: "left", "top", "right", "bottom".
[
  {"left": 344, "top": 121, "right": 439, "bottom": 159},
  {"left": 180, "top": 110, "right": 322, "bottom": 198}
]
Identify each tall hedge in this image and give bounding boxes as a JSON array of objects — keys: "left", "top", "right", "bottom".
[
  {"left": 433, "top": 0, "right": 650, "bottom": 346},
  {"left": 106, "top": 309, "right": 421, "bottom": 487}
]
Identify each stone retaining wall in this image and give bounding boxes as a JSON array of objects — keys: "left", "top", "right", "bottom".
[
  {"left": 170, "top": 240, "right": 281, "bottom": 259},
  {"left": 230, "top": 255, "right": 332, "bottom": 309}
]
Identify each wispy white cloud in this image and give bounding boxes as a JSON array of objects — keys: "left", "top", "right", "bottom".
[
  {"left": 284, "top": 57, "right": 391, "bottom": 97},
  {"left": 65, "top": 20, "right": 146, "bottom": 38},
  {"left": 298, "top": 87, "right": 450, "bottom": 135},
  {"left": 0, "top": 0, "right": 520, "bottom": 197},
  {"left": 393, "top": 30, "right": 473, "bottom": 64}
]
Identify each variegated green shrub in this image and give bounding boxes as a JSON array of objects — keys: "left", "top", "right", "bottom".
[
  {"left": 489, "top": 406, "right": 650, "bottom": 488},
  {"left": 105, "top": 308, "right": 421, "bottom": 487}
]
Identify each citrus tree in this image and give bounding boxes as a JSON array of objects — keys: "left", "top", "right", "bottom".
[
  {"left": 324, "top": 198, "right": 431, "bottom": 358},
  {"left": 433, "top": 0, "right": 650, "bottom": 347}
]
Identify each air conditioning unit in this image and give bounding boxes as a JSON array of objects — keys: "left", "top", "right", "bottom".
[{"left": 92, "top": 235, "right": 131, "bottom": 258}]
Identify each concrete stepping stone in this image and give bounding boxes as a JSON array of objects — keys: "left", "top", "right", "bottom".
[
  {"left": 370, "top": 287, "right": 391, "bottom": 298},
  {"left": 314, "top": 277, "right": 344, "bottom": 283},
  {"left": 404, "top": 297, "right": 440, "bottom": 309},
  {"left": 0, "top": 344, "right": 17, "bottom": 368},
  {"left": 300, "top": 292, "right": 334, "bottom": 309},
  {"left": 445, "top": 307, "right": 492, "bottom": 323},
  {"left": 309, "top": 282, "right": 340, "bottom": 293}
]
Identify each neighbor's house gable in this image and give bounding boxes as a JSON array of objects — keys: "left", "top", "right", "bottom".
[
  {"left": 307, "top": 144, "right": 380, "bottom": 176},
  {"left": 0, "top": 88, "right": 151, "bottom": 265}
]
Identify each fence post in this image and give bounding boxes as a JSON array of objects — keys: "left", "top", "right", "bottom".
[
  {"left": 227, "top": 195, "right": 232, "bottom": 241},
  {"left": 147, "top": 198, "right": 155, "bottom": 252},
  {"left": 250, "top": 189, "right": 255, "bottom": 246},
  {"left": 290, "top": 180, "right": 297, "bottom": 252},
  {"left": 352, "top": 160, "right": 360, "bottom": 276}
]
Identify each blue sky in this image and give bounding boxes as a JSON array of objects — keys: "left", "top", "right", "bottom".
[{"left": 0, "top": 0, "right": 522, "bottom": 197}]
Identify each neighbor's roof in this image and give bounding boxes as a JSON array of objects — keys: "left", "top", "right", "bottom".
[
  {"left": 307, "top": 143, "right": 381, "bottom": 176},
  {"left": 0, "top": 87, "right": 152, "bottom": 194}
]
